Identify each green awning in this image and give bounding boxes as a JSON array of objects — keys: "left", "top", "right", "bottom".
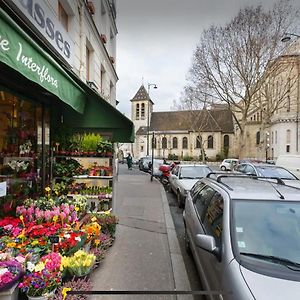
[
  {"left": 0, "top": 9, "right": 85, "bottom": 113},
  {"left": 55, "top": 88, "right": 135, "bottom": 143}
]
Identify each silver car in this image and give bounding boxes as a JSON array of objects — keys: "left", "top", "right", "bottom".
[
  {"left": 169, "top": 164, "right": 211, "bottom": 208},
  {"left": 183, "top": 174, "right": 300, "bottom": 300}
]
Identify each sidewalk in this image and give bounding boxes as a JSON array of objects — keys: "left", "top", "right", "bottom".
[{"left": 90, "top": 164, "right": 192, "bottom": 299}]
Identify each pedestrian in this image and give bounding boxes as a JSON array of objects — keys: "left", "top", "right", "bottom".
[{"left": 126, "top": 153, "right": 133, "bottom": 170}]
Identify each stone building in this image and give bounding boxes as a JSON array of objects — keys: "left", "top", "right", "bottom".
[{"left": 129, "top": 85, "right": 235, "bottom": 160}]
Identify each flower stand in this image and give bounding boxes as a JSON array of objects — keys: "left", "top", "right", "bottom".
[{"left": 0, "top": 283, "right": 19, "bottom": 300}]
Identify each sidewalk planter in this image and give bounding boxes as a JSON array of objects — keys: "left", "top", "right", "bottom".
[
  {"left": 26, "top": 289, "right": 55, "bottom": 300},
  {"left": 0, "top": 283, "right": 19, "bottom": 300}
]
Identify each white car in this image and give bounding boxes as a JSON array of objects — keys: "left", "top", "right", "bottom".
[
  {"left": 169, "top": 164, "right": 212, "bottom": 208},
  {"left": 220, "top": 158, "right": 238, "bottom": 171}
]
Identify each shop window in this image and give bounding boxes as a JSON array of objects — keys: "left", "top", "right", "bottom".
[
  {"left": 182, "top": 137, "right": 188, "bottom": 149},
  {"left": 162, "top": 137, "right": 167, "bottom": 149},
  {"left": 172, "top": 137, "right": 178, "bottom": 149},
  {"left": 0, "top": 90, "right": 46, "bottom": 199},
  {"left": 58, "top": 2, "right": 68, "bottom": 31},
  {"left": 207, "top": 135, "right": 213, "bottom": 149}
]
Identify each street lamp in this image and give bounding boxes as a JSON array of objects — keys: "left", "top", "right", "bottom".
[
  {"left": 282, "top": 32, "right": 300, "bottom": 153},
  {"left": 147, "top": 83, "right": 157, "bottom": 156}
]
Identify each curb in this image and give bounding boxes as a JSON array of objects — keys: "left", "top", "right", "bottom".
[{"left": 159, "top": 183, "right": 193, "bottom": 300}]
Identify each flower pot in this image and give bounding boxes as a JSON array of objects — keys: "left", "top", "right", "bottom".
[
  {"left": 0, "top": 282, "right": 19, "bottom": 300},
  {"left": 27, "top": 289, "right": 55, "bottom": 300}
]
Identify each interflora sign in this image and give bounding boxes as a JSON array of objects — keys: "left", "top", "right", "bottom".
[
  {"left": 12, "top": 0, "right": 73, "bottom": 65},
  {"left": 0, "top": 10, "right": 85, "bottom": 113}
]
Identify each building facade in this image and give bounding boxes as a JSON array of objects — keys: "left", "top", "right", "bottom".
[{"left": 128, "top": 85, "right": 235, "bottom": 160}]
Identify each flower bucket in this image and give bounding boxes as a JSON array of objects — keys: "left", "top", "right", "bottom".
[{"left": 27, "top": 289, "right": 55, "bottom": 300}]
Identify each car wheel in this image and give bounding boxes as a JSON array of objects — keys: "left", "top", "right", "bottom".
[
  {"left": 220, "top": 166, "right": 226, "bottom": 171},
  {"left": 184, "top": 225, "right": 191, "bottom": 255},
  {"left": 177, "top": 192, "right": 184, "bottom": 208}
]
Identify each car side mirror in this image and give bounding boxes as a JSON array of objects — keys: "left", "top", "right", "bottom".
[{"left": 195, "top": 234, "right": 221, "bottom": 261}]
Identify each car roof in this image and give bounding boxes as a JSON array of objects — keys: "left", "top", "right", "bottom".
[
  {"left": 202, "top": 174, "right": 300, "bottom": 201},
  {"left": 179, "top": 164, "right": 210, "bottom": 168}
]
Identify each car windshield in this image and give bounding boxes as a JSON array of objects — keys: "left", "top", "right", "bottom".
[
  {"left": 256, "top": 166, "right": 296, "bottom": 179},
  {"left": 179, "top": 166, "right": 210, "bottom": 179},
  {"left": 232, "top": 200, "right": 300, "bottom": 265}
]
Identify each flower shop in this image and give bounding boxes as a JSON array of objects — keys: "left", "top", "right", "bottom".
[{"left": 0, "top": 7, "right": 134, "bottom": 299}]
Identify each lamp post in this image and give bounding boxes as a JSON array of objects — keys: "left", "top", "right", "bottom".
[
  {"left": 147, "top": 83, "right": 157, "bottom": 156},
  {"left": 282, "top": 33, "right": 300, "bottom": 153}
]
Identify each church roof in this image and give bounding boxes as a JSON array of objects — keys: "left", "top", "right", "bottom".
[
  {"left": 136, "top": 126, "right": 148, "bottom": 135},
  {"left": 130, "top": 85, "right": 154, "bottom": 104},
  {"left": 149, "top": 109, "right": 234, "bottom": 133}
]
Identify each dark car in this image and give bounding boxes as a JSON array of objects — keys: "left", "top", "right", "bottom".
[{"left": 138, "top": 156, "right": 151, "bottom": 172}]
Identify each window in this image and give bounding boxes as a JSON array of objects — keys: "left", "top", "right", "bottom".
[
  {"left": 100, "top": 65, "right": 106, "bottom": 92},
  {"left": 141, "top": 103, "right": 145, "bottom": 119},
  {"left": 172, "top": 137, "right": 178, "bottom": 149},
  {"left": 286, "top": 145, "right": 290, "bottom": 153},
  {"left": 86, "top": 46, "right": 91, "bottom": 80},
  {"left": 152, "top": 137, "right": 157, "bottom": 149},
  {"left": 203, "top": 193, "right": 224, "bottom": 246},
  {"left": 223, "top": 135, "right": 229, "bottom": 148},
  {"left": 136, "top": 104, "right": 140, "bottom": 120},
  {"left": 182, "top": 137, "right": 188, "bottom": 149},
  {"left": 196, "top": 136, "right": 202, "bottom": 148},
  {"left": 207, "top": 135, "right": 213, "bottom": 149},
  {"left": 162, "top": 137, "right": 167, "bottom": 149},
  {"left": 141, "top": 145, "right": 144, "bottom": 152},
  {"left": 275, "top": 131, "right": 278, "bottom": 144},
  {"left": 286, "top": 129, "right": 291, "bottom": 144},
  {"left": 193, "top": 185, "right": 216, "bottom": 221},
  {"left": 58, "top": 2, "right": 68, "bottom": 31},
  {"left": 256, "top": 131, "right": 260, "bottom": 145}
]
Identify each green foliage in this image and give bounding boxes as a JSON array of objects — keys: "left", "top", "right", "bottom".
[
  {"left": 53, "top": 158, "right": 83, "bottom": 177},
  {"left": 182, "top": 155, "right": 193, "bottom": 161},
  {"left": 168, "top": 153, "right": 178, "bottom": 160},
  {"left": 97, "top": 140, "right": 113, "bottom": 154},
  {"left": 81, "top": 133, "right": 103, "bottom": 152}
]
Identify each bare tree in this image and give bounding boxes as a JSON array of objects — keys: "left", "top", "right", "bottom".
[{"left": 184, "top": 0, "right": 299, "bottom": 157}]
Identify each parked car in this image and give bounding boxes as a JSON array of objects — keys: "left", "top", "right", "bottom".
[
  {"left": 276, "top": 155, "right": 300, "bottom": 178},
  {"left": 169, "top": 164, "right": 212, "bottom": 208},
  {"left": 183, "top": 173, "right": 300, "bottom": 300},
  {"left": 148, "top": 159, "right": 164, "bottom": 177},
  {"left": 234, "top": 162, "right": 300, "bottom": 187},
  {"left": 219, "top": 158, "right": 238, "bottom": 171},
  {"left": 138, "top": 156, "right": 151, "bottom": 172}
]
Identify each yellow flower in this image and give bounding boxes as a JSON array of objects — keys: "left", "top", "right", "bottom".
[
  {"left": 94, "top": 239, "right": 100, "bottom": 246},
  {"left": 45, "top": 186, "right": 51, "bottom": 193},
  {"left": 62, "top": 287, "right": 71, "bottom": 300},
  {"left": 7, "top": 242, "right": 16, "bottom": 248},
  {"left": 34, "top": 262, "right": 45, "bottom": 272},
  {"left": 31, "top": 240, "right": 39, "bottom": 246},
  {"left": 53, "top": 215, "right": 58, "bottom": 223},
  {"left": 91, "top": 217, "right": 97, "bottom": 222},
  {"left": 75, "top": 206, "right": 79, "bottom": 212}
]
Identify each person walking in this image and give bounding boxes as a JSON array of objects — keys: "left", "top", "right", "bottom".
[{"left": 126, "top": 153, "right": 133, "bottom": 170}]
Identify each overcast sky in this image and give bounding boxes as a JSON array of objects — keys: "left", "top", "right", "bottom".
[{"left": 115, "top": 0, "right": 300, "bottom": 118}]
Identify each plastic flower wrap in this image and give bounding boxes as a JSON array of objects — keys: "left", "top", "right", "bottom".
[
  {"left": 61, "top": 250, "right": 96, "bottom": 277},
  {"left": 19, "top": 252, "right": 62, "bottom": 297},
  {"left": 0, "top": 255, "right": 23, "bottom": 291}
]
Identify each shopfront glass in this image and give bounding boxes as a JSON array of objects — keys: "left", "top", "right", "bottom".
[{"left": 0, "top": 89, "right": 50, "bottom": 214}]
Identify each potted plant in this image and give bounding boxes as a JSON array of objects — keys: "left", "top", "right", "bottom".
[{"left": 19, "top": 252, "right": 62, "bottom": 299}]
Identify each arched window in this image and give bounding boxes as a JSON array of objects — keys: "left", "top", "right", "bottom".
[
  {"left": 172, "top": 137, "right": 178, "bottom": 149},
  {"left": 141, "top": 103, "right": 145, "bottom": 119},
  {"left": 136, "top": 103, "right": 140, "bottom": 120},
  {"left": 196, "top": 136, "right": 202, "bottom": 148},
  {"left": 223, "top": 135, "right": 229, "bottom": 148},
  {"left": 207, "top": 135, "right": 213, "bottom": 149},
  {"left": 152, "top": 137, "right": 157, "bottom": 149},
  {"left": 162, "top": 137, "right": 167, "bottom": 149},
  {"left": 256, "top": 131, "right": 260, "bottom": 145},
  {"left": 182, "top": 137, "right": 188, "bottom": 149}
]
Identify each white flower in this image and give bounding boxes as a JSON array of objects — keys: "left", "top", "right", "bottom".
[
  {"left": 75, "top": 237, "right": 81, "bottom": 242},
  {"left": 27, "top": 261, "right": 35, "bottom": 272},
  {"left": 0, "top": 268, "right": 9, "bottom": 275},
  {"left": 64, "top": 234, "right": 71, "bottom": 239}
]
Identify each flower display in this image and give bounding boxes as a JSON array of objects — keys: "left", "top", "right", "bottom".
[
  {"left": 61, "top": 250, "right": 96, "bottom": 277},
  {"left": 19, "top": 252, "right": 62, "bottom": 297},
  {"left": 57, "top": 230, "right": 87, "bottom": 256},
  {"left": 0, "top": 257, "right": 23, "bottom": 291}
]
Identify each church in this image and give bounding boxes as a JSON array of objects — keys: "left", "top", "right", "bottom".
[{"left": 124, "top": 85, "right": 236, "bottom": 161}]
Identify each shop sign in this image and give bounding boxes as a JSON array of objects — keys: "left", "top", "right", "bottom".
[
  {"left": 0, "top": 11, "right": 86, "bottom": 114},
  {"left": 0, "top": 182, "right": 7, "bottom": 197},
  {"left": 12, "top": 0, "right": 74, "bottom": 65}
]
